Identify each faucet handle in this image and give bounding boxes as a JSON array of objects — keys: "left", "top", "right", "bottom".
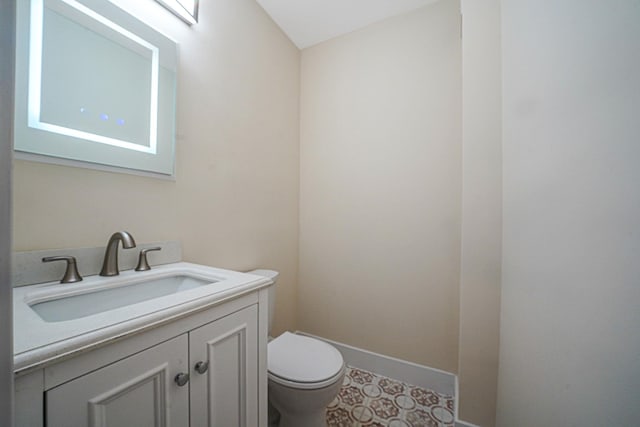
[
  {"left": 42, "top": 256, "right": 83, "bottom": 284},
  {"left": 135, "top": 247, "right": 162, "bottom": 272}
]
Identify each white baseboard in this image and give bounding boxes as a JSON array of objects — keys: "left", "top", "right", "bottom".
[
  {"left": 295, "top": 331, "right": 456, "bottom": 396},
  {"left": 294, "top": 331, "right": 483, "bottom": 427}
]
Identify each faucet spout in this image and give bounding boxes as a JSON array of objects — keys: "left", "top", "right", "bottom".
[{"left": 99, "top": 231, "right": 136, "bottom": 276}]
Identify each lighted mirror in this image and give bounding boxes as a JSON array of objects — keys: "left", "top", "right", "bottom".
[{"left": 14, "top": 0, "right": 178, "bottom": 178}]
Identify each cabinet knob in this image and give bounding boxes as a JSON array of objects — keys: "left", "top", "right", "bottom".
[
  {"left": 174, "top": 372, "right": 190, "bottom": 386},
  {"left": 194, "top": 361, "right": 209, "bottom": 374}
]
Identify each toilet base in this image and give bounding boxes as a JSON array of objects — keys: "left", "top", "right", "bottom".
[
  {"left": 278, "top": 409, "right": 326, "bottom": 427},
  {"left": 268, "top": 400, "right": 280, "bottom": 427},
  {"left": 268, "top": 368, "right": 345, "bottom": 427}
]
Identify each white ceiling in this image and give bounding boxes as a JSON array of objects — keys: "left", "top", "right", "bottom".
[{"left": 255, "top": 0, "right": 441, "bottom": 49}]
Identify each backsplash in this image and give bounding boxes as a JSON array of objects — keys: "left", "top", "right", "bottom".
[{"left": 12, "top": 241, "right": 182, "bottom": 287}]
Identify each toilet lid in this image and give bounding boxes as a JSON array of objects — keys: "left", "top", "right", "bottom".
[{"left": 268, "top": 332, "right": 344, "bottom": 384}]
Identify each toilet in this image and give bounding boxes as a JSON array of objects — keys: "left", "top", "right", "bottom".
[{"left": 249, "top": 270, "right": 345, "bottom": 427}]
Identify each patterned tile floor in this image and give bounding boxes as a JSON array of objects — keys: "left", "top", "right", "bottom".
[{"left": 326, "top": 366, "right": 456, "bottom": 427}]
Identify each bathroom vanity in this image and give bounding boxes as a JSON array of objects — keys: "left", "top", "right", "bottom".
[{"left": 13, "top": 262, "right": 272, "bottom": 427}]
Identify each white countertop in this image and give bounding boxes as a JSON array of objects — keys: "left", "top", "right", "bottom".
[{"left": 13, "top": 262, "right": 271, "bottom": 373}]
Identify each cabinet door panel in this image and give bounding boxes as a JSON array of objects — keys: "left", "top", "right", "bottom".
[
  {"left": 190, "top": 305, "right": 258, "bottom": 427},
  {"left": 47, "top": 335, "right": 189, "bottom": 427}
]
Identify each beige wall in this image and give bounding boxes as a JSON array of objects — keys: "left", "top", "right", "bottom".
[
  {"left": 298, "top": 1, "right": 462, "bottom": 372},
  {"left": 498, "top": 0, "right": 640, "bottom": 425},
  {"left": 1, "top": 0, "right": 16, "bottom": 424},
  {"left": 458, "top": 1, "right": 502, "bottom": 426},
  {"left": 12, "top": 0, "right": 300, "bottom": 336}
]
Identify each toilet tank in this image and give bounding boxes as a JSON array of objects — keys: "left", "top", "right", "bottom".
[{"left": 247, "top": 269, "right": 279, "bottom": 335}]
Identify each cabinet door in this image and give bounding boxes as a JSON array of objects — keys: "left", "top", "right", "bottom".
[
  {"left": 190, "top": 305, "right": 258, "bottom": 427},
  {"left": 47, "top": 335, "right": 189, "bottom": 427}
]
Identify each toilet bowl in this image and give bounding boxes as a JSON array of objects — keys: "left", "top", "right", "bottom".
[
  {"left": 268, "top": 332, "right": 345, "bottom": 426},
  {"left": 248, "top": 270, "right": 345, "bottom": 427}
]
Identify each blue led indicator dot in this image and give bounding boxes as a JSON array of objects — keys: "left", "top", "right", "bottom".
[
  {"left": 79, "top": 107, "right": 86, "bottom": 113},
  {"left": 100, "top": 113, "right": 109, "bottom": 121},
  {"left": 116, "top": 118, "right": 125, "bottom": 126}
]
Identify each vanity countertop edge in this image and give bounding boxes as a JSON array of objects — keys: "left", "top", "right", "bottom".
[{"left": 13, "top": 262, "right": 272, "bottom": 374}]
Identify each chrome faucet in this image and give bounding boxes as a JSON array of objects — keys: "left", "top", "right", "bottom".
[{"left": 99, "top": 231, "right": 137, "bottom": 276}]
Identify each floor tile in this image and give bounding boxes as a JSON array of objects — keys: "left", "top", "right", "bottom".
[{"left": 326, "top": 366, "right": 455, "bottom": 427}]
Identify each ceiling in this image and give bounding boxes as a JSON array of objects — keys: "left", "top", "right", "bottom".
[{"left": 255, "top": 0, "right": 440, "bottom": 49}]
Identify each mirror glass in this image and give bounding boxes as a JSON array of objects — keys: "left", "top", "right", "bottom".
[{"left": 14, "top": 0, "right": 178, "bottom": 178}]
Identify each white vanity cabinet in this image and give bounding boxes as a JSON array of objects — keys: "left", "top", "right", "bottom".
[
  {"left": 47, "top": 334, "right": 190, "bottom": 427},
  {"left": 15, "top": 290, "right": 269, "bottom": 427},
  {"left": 189, "top": 305, "right": 258, "bottom": 427}
]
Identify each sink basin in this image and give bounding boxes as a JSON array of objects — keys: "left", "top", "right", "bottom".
[{"left": 29, "top": 274, "right": 215, "bottom": 322}]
